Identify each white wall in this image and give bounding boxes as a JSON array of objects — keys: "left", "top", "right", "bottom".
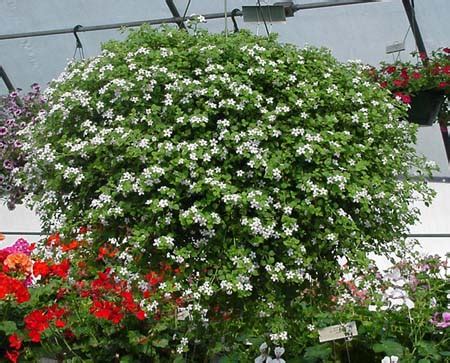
[{"left": 0, "top": 205, "right": 41, "bottom": 247}]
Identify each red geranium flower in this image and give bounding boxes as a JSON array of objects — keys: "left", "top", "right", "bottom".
[
  {"left": 393, "top": 79, "right": 404, "bottom": 87},
  {"left": 51, "top": 259, "right": 70, "bottom": 278},
  {"left": 135, "top": 309, "right": 146, "bottom": 320},
  {"left": 8, "top": 334, "right": 22, "bottom": 350},
  {"left": 55, "top": 319, "right": 66, "bottom": 328},
  {"left": 5, "top": 350, "right": 19, "bottom": 363},
  {"left": 28, "top": 330, "right": 41, "bottom": 343},
  {"left": 0, "top": 273, "right": 30, "bottom": 303},
  {"left": 145, "top": 271, "right": 164, "bottom": 287},
  {"left": 61, "top": 240, "right": 79, "bottom": 252},
  {"left": 385, "top": 65, "right": 396, "bottom": 74},
  {"left": 47, "top": 233, "right": 60, "bottom": 246},
  {"left": 394, "top": 92, "right": 411, "bottom": 104},
  {"left": 24, "top": 309, "right": 50, "bottom": 342},
  {"left": 90, "top": 299, "right": 124, "bottom": 324},
  {"left": 79, "top": 226, "right": 88, "bottom": 234},
  {"left": 33, "top": 260, "right": 50, "bottom": 277}
]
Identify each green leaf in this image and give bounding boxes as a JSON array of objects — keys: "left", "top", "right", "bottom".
[
  {"left": 303, "top": 344, "right": 332, "bottom": 362},
  {"left": 119, "top": 355, "right": 134, "bottom": 363},
  {"left": 218, "top": 353, "right": 241, "bottom": 363},
  {"left": 173, "top": 356, "right": 185, "bottom": 363},
  {"left": 152, "top": 338, "right": 169, "bottom": 348},
  {"left": 0, "top": 321, "right": 17, "bottom": 334},
  {"left": 373, "top": 340, "right": 404, "bottom": 357}
]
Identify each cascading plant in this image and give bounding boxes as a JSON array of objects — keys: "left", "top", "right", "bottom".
[{"left": 17, "top": 25, "right": 435, "bottom": 361}]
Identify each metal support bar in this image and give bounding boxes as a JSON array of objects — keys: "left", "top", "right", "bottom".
[
  {"left": 401, "top": 0, "right": 428, "bottom": 61},
  {"left": 0, "top": 65, "right": 16, "bottom": 92},
  {"left": 0, "top": 0, "right": 380, "bottom": 41},
  {"left": 165, "top": 0, "right": 187, "bottom": 30},
  {"left": 0, "top": 13, "right": 234, "bottom": 41},
  {"left": 292, "top": 0, "right": 381, "bottom": 12},
  {"left": 1, "top": 231, "right": 449, "bottom": 238},
  {"left": 407, "top": 234, "right": 450, "bottom": 238},
  {"left": 1, "top": 231, "right": 43, "bottom": 236}
]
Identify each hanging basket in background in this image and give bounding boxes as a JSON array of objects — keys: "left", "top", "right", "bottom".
[{"left": 408, "top": 89, "right": 445, "bottom": 125}]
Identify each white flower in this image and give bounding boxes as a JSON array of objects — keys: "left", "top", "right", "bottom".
[
  {"left": 337, "top": 255, "right": 348, "bottom": 268},
  {"left": 273, "top": 347, "right": 286, "bottom": 363},
  {"left": 381, "top": 356, "right": 399, "bottom": 363},
  {"left": 255, "top": 343, "right": 270, "bottom": 363}
]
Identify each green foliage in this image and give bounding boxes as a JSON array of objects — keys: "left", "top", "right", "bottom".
[{"left": 17, "top": 25, "right": 435, "bottom": 361}]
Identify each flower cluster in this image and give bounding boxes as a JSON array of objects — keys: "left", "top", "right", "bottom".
[
  {"left": 375, "top": 47, "right": 450, "bottom": 104},
  {"left": 16, "top": 26, "right": 434, "bottom": 361},
  {"left": 323, "top": 252, "right": 449, "bottom": 362},
  {"left": 0, "top": 239, "right": 32, "bottom": 304},
  {"left": 0, "top": 236, "right": 188, "bottom": 362},
  {"left": 0, "top": 84, "right": 44, "bottom": 209}
]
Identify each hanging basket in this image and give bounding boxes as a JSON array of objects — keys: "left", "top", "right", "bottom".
[{"left": 408, "top": 89, "right": 445, "bottom": 125}]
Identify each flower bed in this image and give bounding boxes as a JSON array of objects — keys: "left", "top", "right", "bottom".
[{"left": 0, "top": 237, "right": 448, "bottom": 362}]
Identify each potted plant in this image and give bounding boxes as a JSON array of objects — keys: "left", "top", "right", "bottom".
[
  {"left": 376, "top": 48, "right": 450, "bottom": 125},
  {"left": 0, "top": 85, "right": 43, "bottom": 210}
]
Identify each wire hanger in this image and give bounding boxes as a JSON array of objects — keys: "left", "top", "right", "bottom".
[
  {"left": 73, "top": 24, "right": 85, "bottom": 59},
  {"left": 231, "top": 9, "right": 240, "bottom": 33}
]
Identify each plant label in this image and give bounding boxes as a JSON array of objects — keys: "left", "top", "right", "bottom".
[{"left": 318, "top": 321, "right": 358, "bottom": 343}]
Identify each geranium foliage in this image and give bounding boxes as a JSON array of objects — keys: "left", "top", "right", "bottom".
[{"left": 18, "top": 26, "right": 435, "bottom": 360}]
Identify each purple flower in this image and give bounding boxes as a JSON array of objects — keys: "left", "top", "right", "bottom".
[
  {"left": 13, "top": 140, "right": 23, "bottom": 148},
  {"left": 3, "top": 159, "right": 13, "bottom": 170},
  {"left": 31, "top": 83, "right": 40, "bottom": 92},
  {"left": 431, "top": 312, "right": 450, "bottom": 329},
  {"left": 0, "top": 126, "right": 8, "bottom": 136},
  {"left": 5, "top": 119, "right": 15, "bottom": 126},
  {"left": 0, "top": 238, "right": 30, "bottom": 255},
  {"left": 437, "top": 312, "right": 450, "bottom": 328}
]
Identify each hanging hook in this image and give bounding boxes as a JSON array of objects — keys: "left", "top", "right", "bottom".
[
  {"left": 73, "top": 24, "right": 85, "bottom": 59},
  {"left": 231, "top": 9, "right": 240, "bottom": 33}
]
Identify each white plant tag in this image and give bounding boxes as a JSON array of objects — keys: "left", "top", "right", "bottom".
[{"left": 318, "top": 321, "right": 358, "bottom": 343}]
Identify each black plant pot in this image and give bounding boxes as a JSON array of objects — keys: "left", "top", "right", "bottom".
[{"left": 408, "top": 89, "right": 445, "bottom": 125}]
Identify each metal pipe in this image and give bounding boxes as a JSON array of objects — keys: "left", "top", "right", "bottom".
[
  {"left": 1, "top": 231, "right": 43, "bottom": 236},
  {"left": 165, "top": 0, "right": 187, "bottom": 30},
  {"left": 1, "top": 231, "right": 450, "bottom": 238},
  {"left": 292, "top": 0, "right": 381, "bottom": 12},
  {"left": 407, "top": 234, "right": 450, "bottom": 238},
  {"left": 401, "top": 0, "right": 428, "bottom": 61},
  {"left": 0, "top": 65, "right": 24, "bottom": 107},
  {"left": 0, "top": 230, "right": 449, "bottom": 238},
  {"left": 0, "top": 0, "right": 382, "bottom": 41},
  {"left": 0, "top": 13, "right": 237, "bottom": 41},
  {"left": 0, "top": 65, "right": 16, "bottom": 92}
]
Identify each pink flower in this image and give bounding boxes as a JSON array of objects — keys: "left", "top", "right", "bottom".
[
  {"left": 1, "top": 239, "right": 31, "bottom": 256},
  {"left": 431, "top": 312, "right": 450, "bottom": 329}
]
